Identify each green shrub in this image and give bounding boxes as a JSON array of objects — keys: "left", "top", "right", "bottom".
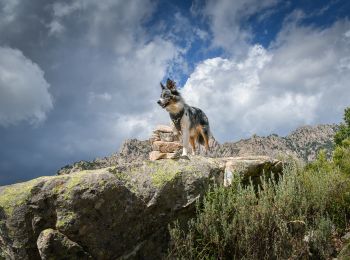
[
  {"left": 169, "top": 160, "right": 350, "bottom": 259},
  {"left": 333, "top": 138, "right": 350, "bottom": 174},
  {"left": 305, "top": 149, "right": 334, "bottom": 173},
  {"left": 169, "top": 107, "right": 350, "bottom": 259},
  {"left": 334, "top": 107, "right": 350, "bottom": 146}
]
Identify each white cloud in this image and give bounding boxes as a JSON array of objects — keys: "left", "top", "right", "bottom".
[
  {"left": 52, "top": 1, "right": 82, "bottom": 18},
  {"left": 38, "top": 0, "right": 180, "bottom": 154},
  {"left": 48, "top": 20, "right": 65, "bottom": 36},
  {"left": 194, "top": 28, "right": 209, "bottom": 40},
  {"left": 88, "top": 92, "right": 112, "bottom": 104},
  {"left": 113, "top": 114, "right": 155, "bottom": 140},
  {"left": 0, "top": 47, "right": 53, "bottom": 126},
  {"left": 199, "top": 0, "right": 279, "bottom": 54},
  {"left": 30, "top": 0, "right": 180, "bottom": 155},
  {"left": 0, "top": 0, "right": 20, "bottom": 24},
  {"left": 345, "top": 30, "right": 350, "bottom": 38},
  {"left": 48, "top": 0, "right": 155, "bottom": 52},
  {"left": 81, "top": 38, "right": 178, "bottom": 148},
  {"left": 183, "top": 20, "right": 350, "bottom": 141}
]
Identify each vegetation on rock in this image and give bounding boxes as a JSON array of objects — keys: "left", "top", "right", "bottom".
[
  {"left": 169, "top": 156, "right": 350, "bottom": 259},
  {"left": 169, "top": 107, "right": 350, "bottom": 260},
  {"left": 333, "top": 138, "right": 350, "bottom": 174}
]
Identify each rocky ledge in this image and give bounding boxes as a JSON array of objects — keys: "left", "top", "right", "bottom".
[{"left": 0, "top": 156, "right": 282, "bottom": 259}]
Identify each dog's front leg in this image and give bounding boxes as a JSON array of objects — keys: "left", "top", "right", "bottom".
[
  {"left": 171, "top": 124, "right": 180, "bottom": 142},
  {"left": 181, "top": 128, "right": 190, "bottom": 156}
]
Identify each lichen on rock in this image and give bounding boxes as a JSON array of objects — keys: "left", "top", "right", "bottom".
[{"left": 0, "top": 177, "right": 47, "bottom": 216}]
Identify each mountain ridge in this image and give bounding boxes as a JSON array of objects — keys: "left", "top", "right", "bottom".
[{"left": 57, "top": 124, "right": 338, "bottom": 175}]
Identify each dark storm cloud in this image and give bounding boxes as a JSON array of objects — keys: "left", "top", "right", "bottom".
[
  {"left": 0, "top": 0, "right": 182, "bottom": 184},
  {"left": 2, "top": 0, "right": 349, "bottom": 185}
]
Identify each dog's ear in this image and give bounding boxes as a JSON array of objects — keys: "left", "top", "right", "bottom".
[
  {"left": 166, "top": 78, "right": 177, "bottom": 92},
  {"left": 160, "top": 82, "right": 165, "bottom": 90}
]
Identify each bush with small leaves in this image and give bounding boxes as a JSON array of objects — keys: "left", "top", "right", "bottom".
[
  {"left": 333, "top": 138, "right": 350, "bottom": 175},
  {"left": 169, "top": 158, "right": 350, "bottom": 259}
]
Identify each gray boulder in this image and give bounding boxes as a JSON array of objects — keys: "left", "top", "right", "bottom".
[
  {"left": 0, "top": 156, "right": 281, "bottom": 259},
  {"left": 37, "top": 228, "right": 92, "bottom": 259}
]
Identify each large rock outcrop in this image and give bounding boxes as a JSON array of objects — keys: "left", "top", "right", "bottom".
[{"left": 0, "top": 156, "right": 282, "bottom": 259}]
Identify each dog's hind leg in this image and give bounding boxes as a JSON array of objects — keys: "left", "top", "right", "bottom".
[
  {"left": 199, "top": 127, "right": 210, "bottom": 153},
  {"left": 189, "top": 137, "right": 196, "bottom": 156}
]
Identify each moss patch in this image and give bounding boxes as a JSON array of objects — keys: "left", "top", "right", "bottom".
[
  {"left": 108, "top": 168, "right": 130, "bottom": 183},
  {"left": 147, "top": 158, "right": 217, "bottom": 188},
  {"left": 108, "top": 167, "right": 138, "bottom": 193},
  {"left": 53, "top": 168, "right": 111, "bottom": 199},
  {"left": 0, "top": 168, "right": 112, "bottom": 217},
  {"left": 56, "top": 211, "right": 78, "bottom": 230},
  {"left": 0, "top": 177, "right": 50, "bottom": 216},
  {"left": 151, "top": 166, "right": 180, "bottom": 188},
  {"left": 150, "top": 160, "right": 186, "bottom": 188}
]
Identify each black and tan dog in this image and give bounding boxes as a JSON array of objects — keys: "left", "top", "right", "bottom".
[{"left": 157, "top": 78, "right": 210, "bottom": 157}]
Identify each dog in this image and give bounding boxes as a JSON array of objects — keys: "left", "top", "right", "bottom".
[{"left": 157, "top": 78, "right": 210, "bottom": 157}]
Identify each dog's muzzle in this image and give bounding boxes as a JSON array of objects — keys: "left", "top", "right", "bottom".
[{"left": 157, "top": 99, "right": 168, "bottom": 108}]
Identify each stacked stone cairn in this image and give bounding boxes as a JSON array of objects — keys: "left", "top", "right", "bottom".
[{"left": 149, "top": 125, "right": 183, "bottom": 161}]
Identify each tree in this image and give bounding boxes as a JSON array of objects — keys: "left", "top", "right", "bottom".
[{"left": 334, "top": 107, "right": 350, "bottom": 146}]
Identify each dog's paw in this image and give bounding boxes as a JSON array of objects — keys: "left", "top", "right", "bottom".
[{"left": 179, "top": 155, "right": 190, "bottom": 160}]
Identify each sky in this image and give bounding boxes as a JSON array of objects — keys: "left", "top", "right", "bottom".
[{"left": 0, "top": 0, "right": 350, "bottom": 185}]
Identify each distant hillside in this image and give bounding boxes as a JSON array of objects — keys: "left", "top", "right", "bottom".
[
  {"left": 212, "top": 124, "right": 338, "bottom": 161},
  {"left": 57, "top": 124, "right": 338, "bottom": 174}
]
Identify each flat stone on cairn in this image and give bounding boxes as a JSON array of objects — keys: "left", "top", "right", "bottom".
[{"left": 149, "top": 125, "right": 182, "bottom": 161}]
